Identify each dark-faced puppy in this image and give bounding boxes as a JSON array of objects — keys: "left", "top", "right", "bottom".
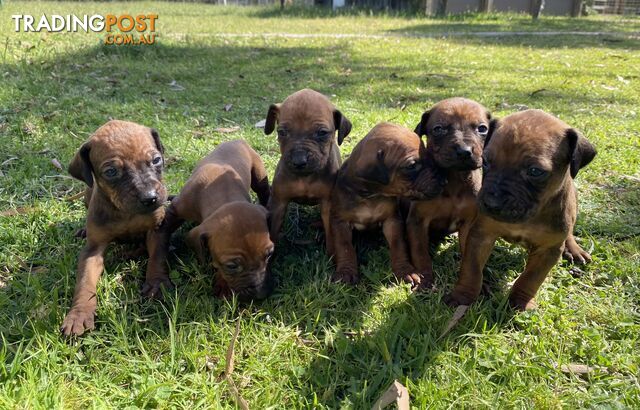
[
  {"left": 446, "top": 110, "right": 596, "bottom": 310},
  {"left": 406, "top": 98, "right": 493, "bottom": 288},
  {"left": 330, "top": 123, "right": 444, "bottom": 286},
  {"left": 265, "top": 88, "right": 351, "bottom": 255},
  {"left": 144, "top": 140, "right": 274, "bottom": 302},
  {"left": 62, "top": 120, "right": 167, "bottom": 336}
]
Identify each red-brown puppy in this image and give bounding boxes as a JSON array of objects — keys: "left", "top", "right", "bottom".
[
  {"left": 330, "top": 123, "right": 444, "bottom": 286},
  {"left": 265, "top": 89, "right": 351, "bottom": 255},
  {"left": 446, "top": 110, "right": 596, "bottom": 310},
  {"left": 407, "top": 98, "right": 493, "bottom": 288},
  {"left": 144, "top": 140, "right": 274, "bottom": 301},
  {"left": 62, "top": 120, "right": 167, "bottom": 336}
]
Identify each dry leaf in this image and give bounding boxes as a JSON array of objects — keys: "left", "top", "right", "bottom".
[
  {"left": 51, "top": 158, "right": 63, "bottom": 171},
  {"left": 1, "top": 157, "right": 18, "bottom": 167},
  {"left": 372, "top": 380, "right": 410, "bottom": 410},
  {"left": 205, "top": 356, "right": 218, "bottom": 371},
  {"left": 438, "top": 305, "right": 469, "bottom": 339},
  {"left": 560, "top": 363, "right": 604, "bottom": 375},
  {"left": 214, "top": 126, "right": 240, "bottom": 134},
  {"left": 168, "top": 80, "right": 185, "bottom": 91},
  {"left": 255, "top": 119, "right": 266, "bottom": 128},
  {"left": 31, "top": 266, "right": 48, "bottom": 275},
  {"left": 616, "top": 75, "right": 629, "bottom": 84},
  {"left": 224, "top": 104, "right": 233, "bottom": 112},
  {"left": 0, "top": 207, "right": 34, "bottom": 217}
]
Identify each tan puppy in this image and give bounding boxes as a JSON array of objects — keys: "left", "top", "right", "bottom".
[
  {"left": 445, "top": 110, "right": 596, "bottom": 310},
  {"left": 330, "top": 123, "right": 445, "bottom": 286},
  {"left": 407, "top": 98, "right": 493, "bottom": 288},
  {"left": 264, "top": 89, "right": 351, "bottom": 254},
  {"left": 62, "top": 120, "right": 167, "bottom": 336},
  {"left": 144, "top": 140, "right": 274, "bottom": 301}
]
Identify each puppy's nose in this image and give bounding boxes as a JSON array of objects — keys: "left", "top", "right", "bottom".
[
  {"left": 455, "top": 145, "right": 473, "bottom": 159},
  {"left": 481, "top": 191, "right": 504, "bottom": 212},
  {"left": 291, "top": 151, "right": 308, "bottom": 169},
  {"left": 139, "top": 191, "right": 159, "bottom": 207},
  {"left": 254, "top": 277, "right": 274, "bottom": 300}
]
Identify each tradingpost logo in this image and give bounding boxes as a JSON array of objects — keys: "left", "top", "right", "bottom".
[{"left": 11, "top": 14, "right": 158, "bottom": 45}]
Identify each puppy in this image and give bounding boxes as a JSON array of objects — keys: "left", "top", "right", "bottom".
[
  {"left": 330, "top": 123, "right": 444, "bottom": 286},
  {"left": 144, "top": 140, "right": 274, "bottom": 301},
  {"left": 62, "top": 120, "right": 167, "bottom": 336},
  {"left": 406, "top": 98, "right": 493, "bottom": 288},
  {"left": 445, "top": 110, "right": 596, "bottom": 310},
  {"left": 264, "top": 88, "right": 351, "bottom": 254}
]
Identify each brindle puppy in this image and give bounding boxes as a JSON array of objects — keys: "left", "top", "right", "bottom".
[
  {"left": 330, "top": 123, "right": 444, "bottom": 286},
  {"left": 62, "top": 120, "right": 167, "bottom": 336},
  {"left": 144, "top": 140, "right": 273, "bottom": 301},
  {"left": 445, "top": 110, "right": 596, "bottom": 310},
  {"left": 407, "top": 98, "right": 494, "bottom": 289},
  {"left": 265, "top": 88, "right": 351, "bottom": 255}
]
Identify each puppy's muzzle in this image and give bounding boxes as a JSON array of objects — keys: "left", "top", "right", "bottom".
[
  {"left": 139, "top": 190, "right": 160, "bottom": 208},
  {"left": 455, "top": 145, "right": 473, "bottom": 160},
  {"left": 229, "top": 270, "right": 274, "bottom": 302},
  {"left": 479, "top": 188, "right": 532, "bottom": 223},
  {"left": 290, "top": 149, "right": 309, "bottom": 170},
  {"left": 451, "top": 143, "right": 482, "bottom": 170},
  {"left": 286, "top": 147, "right": 320, "bottom": 174}
]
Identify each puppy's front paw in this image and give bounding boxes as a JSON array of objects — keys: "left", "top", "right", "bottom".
[
  {"left": 508, "top": 293, "right": 537, "bottom": 311},
  {"left": 61, "top": 307, "right": 95, "bottom": 337},
  {"left": 141, "top": 277, "right": 174, "bottom": 299},
  {"left": 394, "top": 269, "right": 434, "bottom": 290},
  {"left": 443, "top": 288, "right": 478, "bottom": 307},
  {"left": 331, "top": 269, "right": 360, "bottom": 285},
  {"left": 563, "top": 244, "right": 592, "bottom": 265}
]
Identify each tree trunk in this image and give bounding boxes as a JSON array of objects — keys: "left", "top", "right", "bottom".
[
  {"left": 436, "top": 0, "right": 447, "bottom": 15},
  {"left": 532, "top": 0, "right": 545, "bottom": 19}
]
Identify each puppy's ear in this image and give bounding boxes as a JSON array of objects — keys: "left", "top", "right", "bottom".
[
  {"left": 333, "top": 109, "right": 352, "bottom": 145},
  {"left": 485, "top": 118, "right": 499, "bottom": 147},
  {"left": 413, "top": 111, "right": 431, "bottom": 137},
  {"left": 566, "top": 128, "right": 596, "bottom": 178},
  {"left": 186, "top": 226, "right": 208, "bottom": 265},
  {"left": 68, "top": 142, "right": 94, "bottom": 188},
  {"left": 150, "top": 128, "right": 164, "bottom": 154},
  {"left": 414, "top": 110, "right": 430, "bottom": 138},
  {"left": 264, "top": 103, "right": 281, "bottom": 135},
  {"left": 356, "top": 149, "right": 390, "bottom": 185}
]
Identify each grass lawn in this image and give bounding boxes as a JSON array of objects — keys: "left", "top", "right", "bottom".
[{"left": 1, "top": 2, "right": 639, "bottom": 408}]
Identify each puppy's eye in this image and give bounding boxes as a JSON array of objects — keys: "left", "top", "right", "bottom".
[
  {"left": 527, "top": 167, "right": 546, "bottom": 177},
  {"left": 103, "top": 167, "right": 118, "bottom": 178},
  {"left": 404, "top": 160, "right": 422, "bottom": 172},
  {"left": 224, "top": 261, "right": 242, "bottom": 273},
  {"left": 152, "top": 155, "right": 163, "bottom": 166},
  {"left": 477, "top": 124, "right": 488, "bottom": 134},
  {"left": 277, "top": 129, "right": 288, "bottom": 138},
  {"left": 315, "top": 130, "right": 331, "bottom": 140},
  {"left": 265, "top": 248, "right": 274, "bottom": 262},
  {"left": 432, "top": 125, "right": 445, "bottom": 134}
]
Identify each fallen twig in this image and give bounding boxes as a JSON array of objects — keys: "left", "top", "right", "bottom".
[
  {"left": 224, "top": 317, "right": 249, "bottom": 410},
  {"left": 438, "top": 305, "right": 469, "bottom": 340},
  {"left": 65, "top": 191, "right": 85, "bottom": 201}
]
